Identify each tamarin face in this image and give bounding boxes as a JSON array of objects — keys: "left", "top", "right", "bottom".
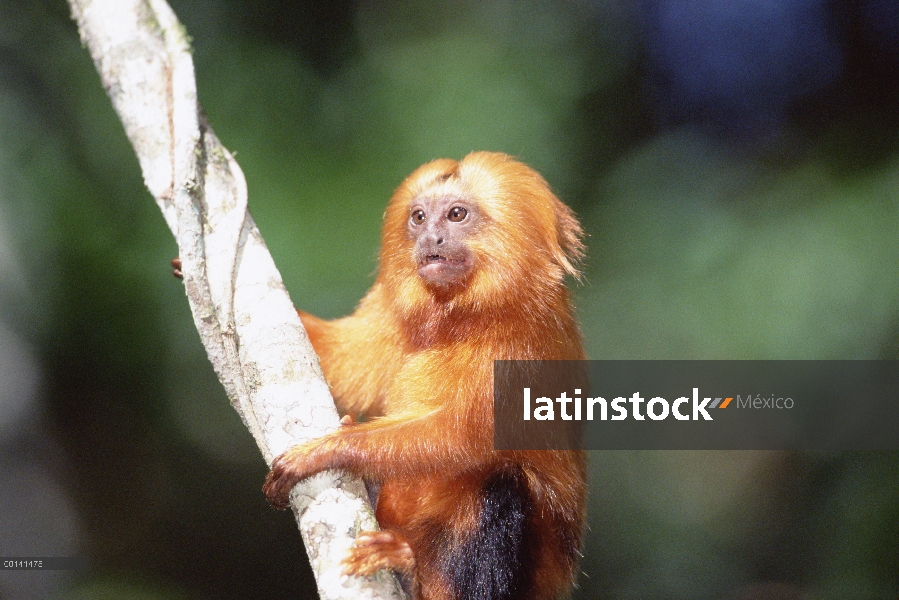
[{"left": 409, "top": 194, "right": 479, "bottom": 287}]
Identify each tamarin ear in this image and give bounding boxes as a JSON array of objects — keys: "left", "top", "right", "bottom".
[
  {"left": 552, "top": 199, "right": 586, "bottom": 281},
  {"left": 455, "top": 151, "right": 585, "bottom": 284}
]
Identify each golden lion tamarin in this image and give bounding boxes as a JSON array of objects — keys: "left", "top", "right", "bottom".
[{"left": 262, "top": 152, "right": 587, "bottom": 600}]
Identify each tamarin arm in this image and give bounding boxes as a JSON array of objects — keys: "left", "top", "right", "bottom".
[
  {"left": 297, "top": 310, "right": 329, "bottom": 357},
  {"left": 263, "top": 405, "right": 491, "bottom": 508},
  {"left": 298, "top": 310, "right": 400, "bottom": 418}
]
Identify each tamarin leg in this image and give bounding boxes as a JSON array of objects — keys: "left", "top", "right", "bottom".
[{"left": 343, "top": 468, "right": 536, "bottom": 600}]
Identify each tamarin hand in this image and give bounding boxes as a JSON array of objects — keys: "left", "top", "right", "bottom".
[{"left": 262, "top": 441, "right": 326, "bottom": 509}]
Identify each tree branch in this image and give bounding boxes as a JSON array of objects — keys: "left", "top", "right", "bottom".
[{"left": 67, "top": 0, "right": 406, "bottom": 598}]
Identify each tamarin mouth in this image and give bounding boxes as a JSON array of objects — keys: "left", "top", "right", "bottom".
[
  {"left": 426, "top": 254, "right": 465, "bottom": 265},
  {"left": 418, "top": 251, "right": 472, "bottom": 286}
]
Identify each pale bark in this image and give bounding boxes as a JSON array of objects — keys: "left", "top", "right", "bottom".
[{"left": 67, "top": 1, "right": 406, "bottom": 598}]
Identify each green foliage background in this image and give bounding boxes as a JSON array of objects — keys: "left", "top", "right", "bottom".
[{"left": 0, "top": 0, "right": 897, "bottom": 598}]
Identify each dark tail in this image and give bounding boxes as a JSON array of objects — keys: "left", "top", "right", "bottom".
[{"left": 449, "top": 468, "right": 535, "bottom": 600}]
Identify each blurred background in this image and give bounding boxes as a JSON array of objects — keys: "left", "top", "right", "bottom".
[{"left": 1, "top": 0, "right": 898, "bottom": 598}]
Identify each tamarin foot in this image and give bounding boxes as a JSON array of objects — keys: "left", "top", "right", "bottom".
[
  {"left": 171, "top": 257, "right": 183, "bottom": 279},
  {"left": 342, "top": 530, "right": 415, "bottom": 576}
]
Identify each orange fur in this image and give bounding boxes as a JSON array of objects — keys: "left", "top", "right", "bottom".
[{"left": 264, "top": 152, "right": 587, "bottom": 600}]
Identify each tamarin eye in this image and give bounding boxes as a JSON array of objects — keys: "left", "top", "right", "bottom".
[
  {"left": 447, "top": 206, "right": 468, "bottom": 222},
  {"left": 411, "top": 209, "right": 426, "bottom": 225}
]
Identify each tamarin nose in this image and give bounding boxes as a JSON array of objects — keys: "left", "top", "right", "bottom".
[{"left": 425, "top": 230, "right": 444, "bottom": 246}]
